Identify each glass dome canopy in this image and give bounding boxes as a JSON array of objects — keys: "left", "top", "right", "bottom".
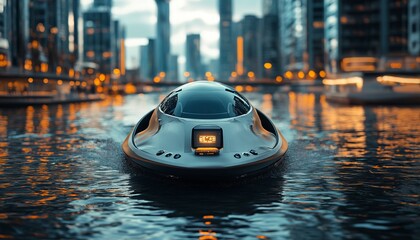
[{"left": 159, "top": 81, "right": 251, "bottom": 119}]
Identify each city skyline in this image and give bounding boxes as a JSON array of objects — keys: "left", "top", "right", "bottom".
[{"left": 82, "top": 0, "right": 262, "bottom": 69}]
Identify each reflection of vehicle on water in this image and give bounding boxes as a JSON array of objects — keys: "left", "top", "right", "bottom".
[{"left": 122, "top": 81, "right": 288, "bottom": 179}]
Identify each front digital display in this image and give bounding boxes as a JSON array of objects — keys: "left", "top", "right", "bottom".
[
  {"left": 192, "top": 126, "right": 223, "bottom": 149},
  {"left": 199, "top": 135, "right": 217, "bottom": 144}
]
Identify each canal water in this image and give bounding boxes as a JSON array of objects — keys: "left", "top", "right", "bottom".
[{"left": 0, "top": 89, "right": 419, "bottom": 239}]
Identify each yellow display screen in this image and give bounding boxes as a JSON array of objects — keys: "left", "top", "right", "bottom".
[{"left": 198, "top": 135, "right": 216, "bottom": 144}]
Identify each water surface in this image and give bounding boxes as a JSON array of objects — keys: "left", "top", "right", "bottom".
[{"left": 0, "top": 90, "right": 419, "bottom": 239}]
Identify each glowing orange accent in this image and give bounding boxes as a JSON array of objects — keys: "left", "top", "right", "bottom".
[
  {"left": 159, "top": 72, "right": 166, "bottom": 77},
  {"left": 43, "top": 78, "right": 48, "bottom": 84},
  {"left": 50, "top": 27, "right": 58, "bottom": 34},
  {"left": 298, "top": 71, "right": 305, "bottom": 79},
  {"left": 245, "top": 85, "right": 254, "bottom": 92},
  {"left": 319, "top": 70, "right": 326, "bottom": 78},
  {"left": 264, "top": 62, "right": 272, "bottom": 69},
  {"left": 340, "top": 16, "right": 348, "bottom": 24},
  {"left": 205, "top": 72, "right": 212, "bottom": 77},
  {"left": 40, "top": 63, "right": 48, "bottom": 73},
  {"left": 28, "top": 78, "right": 34, "bottom": 83},
  {"left": 184, "top": 72, "right": 190, "bottom": 77},
  {"left": 341, "top": 57, "right": 377, "bottom": 72},
  {"left": 235, "top": 86, "right": 244, "bottom": 92},
  {"left": 36, "top": 23, "right": 45, "bottom": 33},
  {"left": 276, "top": 76, "right": 283, "bottom": 82},
  {"left": 236, "top": 36, "right": 244, "bottom": 75},
  {"left": 285, "top": 71, "right": 293, "bottom": 79},
  {"left": 69, "top": 68, "right": 75, "bottom": 77},
  {"left": 57, "top": 80, "right": 63, "bottom": 85},
  {"left": 308, "top": 70, "right": 316, "bottom": 78},
  {"left": 102, "top": 51, "right": 112, "bottom": 58},
  {"left": 55, "top": 66, "right": 62, "bottom": 75},
  {"left": 153, "top": 77, "right": 161, "bottom": 83},
  {"left": 113, "top": 68, "right": 121, "bottom": 76},
  {"left": 257, "top": 236, "right": 268, "bottom": 239},
  {"left": 389, "top": 62, "right": 402, "bottom": 69},
  {"left": 313, "top": 21, "right": 324, "bottom": 28},
  {"left": 124, "top": 83, "right": 137, "bottom": 94},
  {"left": 247, "top": 71, "right": 255, "bottom": 78},
  {"left": 99, "top": 74, "right": 106, "bottom": 81},
  {"left": 195, "top": 147, "right": 219, "bottom": 154},
  {"left": 86, "top": 28, "right": 94, "bottom": 35},
  {"left": 199, "top": 135, "right": 216, "bottom": 144},
  {"left": 231, "top": 71, "right": 238, "bottom": 77},
  {"left": 86, "top": 51, "right": 95, "bottom": 58},
  {"left": 203, "top": 215, "right": 214, "bottom": 219}
]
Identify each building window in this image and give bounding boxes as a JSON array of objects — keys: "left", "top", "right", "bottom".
[{"left": 412, "top": 23, "right": 417, "bottom": 33}]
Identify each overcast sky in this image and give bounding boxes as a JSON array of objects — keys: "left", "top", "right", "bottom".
[{"left": 82, "top": 0, "right": 262, "bottom": 69}]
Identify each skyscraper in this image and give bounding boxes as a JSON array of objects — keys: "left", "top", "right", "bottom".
[
  {"left": 324, "top": 0, "right": 417, "bottom": 74},
  {"left": 13, "top": 1, "right": 30, "bottom": 67},
  {"left": 262, "top": 0, "right": 280, "bottom": 79},
  {"left": 140, "top": 39, "right": 156, "bottom": 82},
  {"left": 218, "top": 0, "right": 235, "bottom": 80},
  {"left": 186, "top": 34, "right": 201, "bottom": 80},
  {"left": 280, "top": 0, "right": 324, "bottom": 78},
  {"left": 242, "top": 15, "right": 262, "bottom": 79},
  {"left": 83, "top": 2, "right": 114, "bottom": 76},
  {"left": 155, "top": 0, "right": 170, "bottom": 78}
]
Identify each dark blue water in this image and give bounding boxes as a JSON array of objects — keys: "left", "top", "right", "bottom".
[{"left": 0, "top": 90, "right": 419, "bottom": 239}]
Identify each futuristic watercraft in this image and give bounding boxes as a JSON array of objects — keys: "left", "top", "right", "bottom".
[{"left": 122, "top": 81, "right": 288, "bottom": 178}]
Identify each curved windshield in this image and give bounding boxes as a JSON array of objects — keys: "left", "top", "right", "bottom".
[{"left": 160, "top": 90, "right": 251, "bottom": 119}]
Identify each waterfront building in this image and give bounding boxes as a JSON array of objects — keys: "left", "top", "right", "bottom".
[
  {"left": 83, "top": 2, "right": 115, "bottom": 77},
  {"left": 262, "top": 0, "right": 281, "bottom": 79},
  {"left": 324, "top": 0, "right": 418, "bottom": 74},
  {"left": 280, "top": 0, "right": 324, "bottom": 79}
]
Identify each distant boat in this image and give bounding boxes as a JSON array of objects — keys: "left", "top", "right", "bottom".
[{"left": 323, "top": 74, "right": 420, "bottom": 105}]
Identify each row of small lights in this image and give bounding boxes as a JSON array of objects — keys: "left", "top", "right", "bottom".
[
  {"left": 26, "top": 78, "right": 88, "bottom": 87},
  {"left": 179, "top": 69, "right": 327, "bottom": 82}
]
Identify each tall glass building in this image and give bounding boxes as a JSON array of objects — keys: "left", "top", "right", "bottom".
[
  {"left": 280, "top": 0, "right": 324, "bottom": 77},
  {"left": 140, "top": 39, "right": 156, "bottom": 82},
  {"left": 83, "top": 2, "right": 114, "bottom": 76},
  {"left": 218, "top": 0, "right": 235, "bottom": 80},
  {"left": 186, "top": 34, "right": 201, "bottom": 80},
  {"left": 262, "top": 0, "right": 281, "bottom": 79},
  {"left": 155, "top": 0, "right": 170, "bottom": 79}
]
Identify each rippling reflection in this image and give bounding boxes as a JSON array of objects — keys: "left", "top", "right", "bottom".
[{"left": 0, "top": 91, "right": 419, "bottom": 239}]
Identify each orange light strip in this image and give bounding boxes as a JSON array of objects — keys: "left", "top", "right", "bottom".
[
  {"left": 236, "top": 36, "right": 244, "bottom": 75},
  {"left": 323, "top": 76, "right": 363, "bottom": 89},
  {"left": 377, "top": 75, "right": 420, "bottom": 85},
  {"left": 120, "top": 39, "right": 126, "bottom": 75}
]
